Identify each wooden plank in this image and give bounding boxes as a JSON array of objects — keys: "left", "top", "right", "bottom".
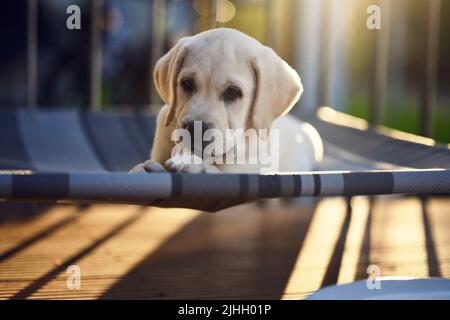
[
  {"left": 0, "top": 196, "right": 448, "bottom": 300},
  {"left": 0, "top": 205, "right": 78, "bottom": 255},
  {"left": 370, "top": 196, "right": 428, "bottom": 278},
  {"left": 337, "top": 196, "right": 371, "bottom": 284},
  {"left": 29, "top": 207, "right": 200, "bottom": 299},
  {"left": 282, "top": 197, "right": 347, "bottom": 299},
  {"left": 426, "top": 198, "right": 450, "bottom": 277},
  {"left": 100, "top": 202, "right": 315, "bottom": 299},
  {"left": 0, "top": 204, "right": 138, "bottom": 299}
]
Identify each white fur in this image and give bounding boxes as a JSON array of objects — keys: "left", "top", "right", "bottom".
[{"left": 130, "top": 28, "right": 323, "bottom": 174}]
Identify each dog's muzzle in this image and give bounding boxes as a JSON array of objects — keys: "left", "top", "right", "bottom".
[{"left": 181, "top": 120, "right": 214, "bottom": 153}]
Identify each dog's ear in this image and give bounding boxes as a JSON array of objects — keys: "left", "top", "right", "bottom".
[
  {"left": 249, "top": 47, "right": 303, "bottom": 132},
  {"left": 153, "top": 40, "right": 189, "bottom": 126}
]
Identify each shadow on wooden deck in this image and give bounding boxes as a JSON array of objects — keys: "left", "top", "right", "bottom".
[
  {"left": 102, "top": 202, "right": 317, "bottom": 299},
  {"left": 0, "top": 196, "right": 448, "bottom": 300}
]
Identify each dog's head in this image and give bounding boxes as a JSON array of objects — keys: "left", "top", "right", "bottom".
[{"left": 154, "top": 28, "right": 302, "bottom": 155}]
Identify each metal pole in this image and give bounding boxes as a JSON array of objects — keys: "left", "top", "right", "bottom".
[
  {"left": 266, "top": 0, "right": 276, "bottom": 48},
  {"left": 150, "top": 0, "right": 166, "bottom": 106},
  {"left": 369, "top": 0, "right": 390, "bottom": 126},
  {"left": 420, "top": 0, "right": 441, "bottom": 137},
  {"left": 211, "top": 0, "right": 217, "bottom": 28},
  {"left": 196, "top": 0, "right": 215, "bottom": 32},
  {"left": 27, "top": 0, "right": 38, "bottom": 109},
  {"left": 90, "top": 0, "right": 103, "bottom": 111},
  {"left": 318, "top": 0, "right": 332, "bottom": 107}
]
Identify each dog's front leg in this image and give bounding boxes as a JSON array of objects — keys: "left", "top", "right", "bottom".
[
  {"left": 165, "top": 153, "right": 221, "bottom": 173},
  {"left": 129, "top": 105, "right": 175, "bottom": 173},
  {"left": 129, "top": 160, "right": 167, "bottom": 173}
]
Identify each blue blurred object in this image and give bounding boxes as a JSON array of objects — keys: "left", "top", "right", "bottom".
[{"left": 306, "top": 278, "right": 450, "bottom": 300}]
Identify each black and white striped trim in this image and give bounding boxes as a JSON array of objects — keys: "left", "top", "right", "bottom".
[{"left": 0, "top": 169, "right": 448, "bottom": 211}]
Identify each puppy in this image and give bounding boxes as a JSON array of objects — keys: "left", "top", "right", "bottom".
[{"left": 131, "top": 28, "right": 322, "bottom": 174}]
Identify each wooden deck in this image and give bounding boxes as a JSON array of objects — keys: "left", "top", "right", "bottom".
[{"left": 0, "top": 196, "right": 449, "bottom": 299}]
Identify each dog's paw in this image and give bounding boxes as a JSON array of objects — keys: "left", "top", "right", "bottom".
[
  {"left": 165, "top": 154, "right": 219, "bottom": 173},
  {"left": 129, "top": 160, "right": 167, "bottom": 173}
]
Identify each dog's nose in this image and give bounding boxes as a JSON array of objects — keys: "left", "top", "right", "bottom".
[
  {"left": 183, "top": 120, "right": 212, "bottom": 138},
  {"left": 182, "top": 120, "right": 213, "bottom": 149}
]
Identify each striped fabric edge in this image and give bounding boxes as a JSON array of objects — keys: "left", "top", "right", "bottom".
[{"left": 0, "top": 169, "right": 448, "bottom": 212}]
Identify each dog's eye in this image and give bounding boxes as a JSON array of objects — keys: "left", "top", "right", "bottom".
[
  {"left": 223, "top": 86, "right": 242, "bottom": 103},
  {"left": 181, "top": 78, "right": 196, "bottom": 94}
]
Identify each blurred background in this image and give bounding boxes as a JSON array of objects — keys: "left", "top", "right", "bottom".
[{"left": 0, "top": 0, "right": 448, "bottom": 143}]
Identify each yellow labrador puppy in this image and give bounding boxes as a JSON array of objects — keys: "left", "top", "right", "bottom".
[{"left": 131, "top": 28, "right": 322, "bottom": 174}]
